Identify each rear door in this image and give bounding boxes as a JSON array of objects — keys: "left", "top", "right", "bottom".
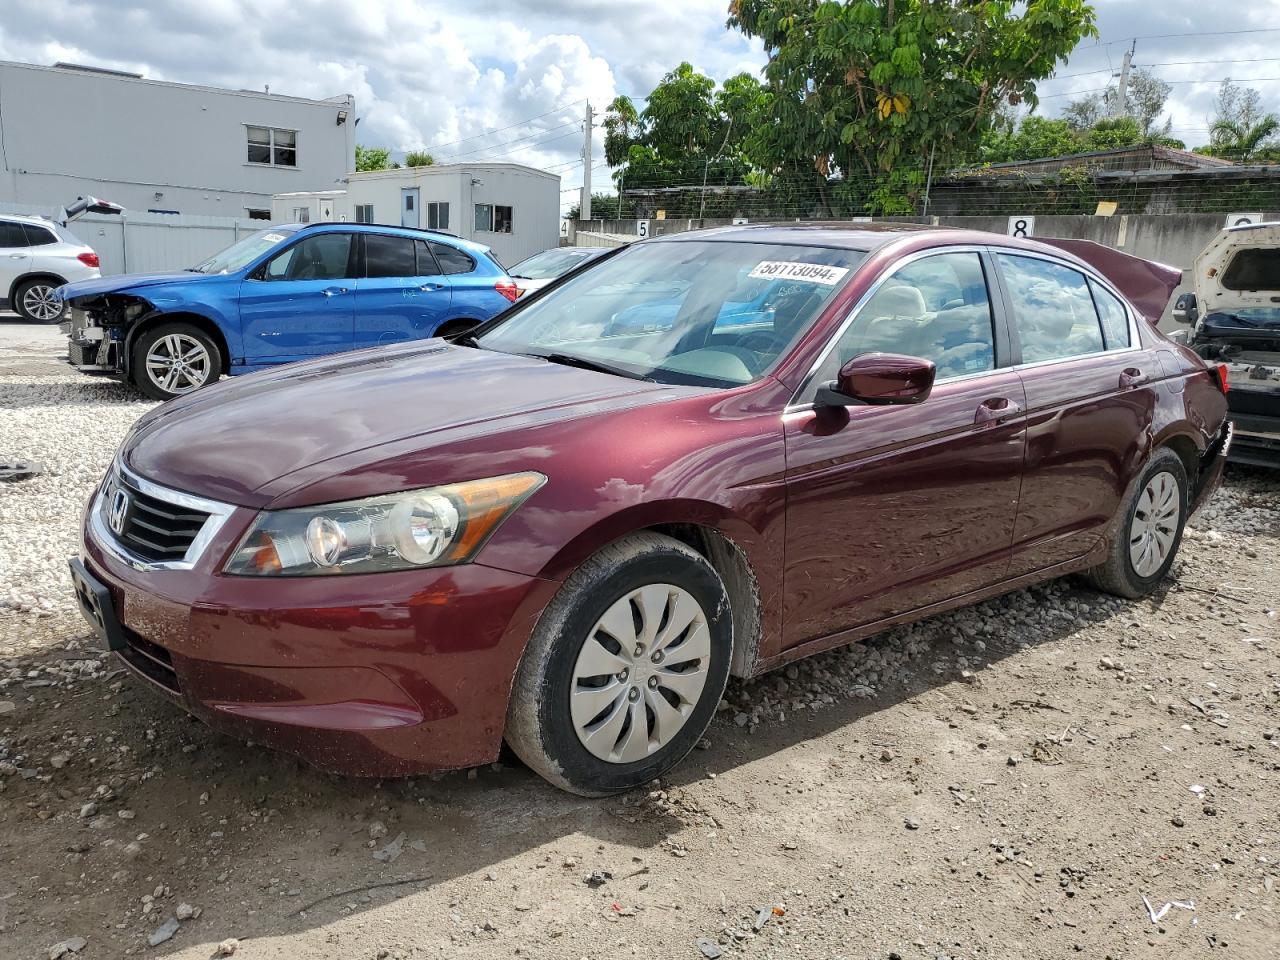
[
  {"left": 353, "top": 234, "right": 453, "bottom": 349},
  {"left": 237, "top": 231, "right": 357, "bottom": 362},
  {"left": 430, "top": 240, "right": 507, "bottom": 321},
  {"left": 992, "top": 251, "right": 1162, "bottom": 574},
  {"left": 782, "top": 249, "right": 1027, "bottom": 647},
  {"left": 0, "top": 220, "right": 32, "bottom": 299}
]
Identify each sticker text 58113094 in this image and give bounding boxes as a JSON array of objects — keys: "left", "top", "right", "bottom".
[{"left": 747, "top": 261, "right": 850, "bottom": 285}]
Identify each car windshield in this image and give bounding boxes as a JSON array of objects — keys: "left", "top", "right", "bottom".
[
  {"left": 476, "top": 240, "right": 865, "bottom": 388},
  {"left": 190, "top": 227, "right": 298, "bottom": 274},
  {"left": 1204, "top": 307, "right": 1280, "bottom": 330},
  {"left": 509, "top": 248, "right": 597, "bottom": 280}
]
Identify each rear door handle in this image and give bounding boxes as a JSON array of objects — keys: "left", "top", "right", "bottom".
[
  {"left": 1119, "top": 367, "right": 1149, "bottom": 388},
  {"left": 419, "top": 282, "right": 446, "bottom": 292},
  {"left": 974, "top": 397, "right": 1022, "bottom": 426},
  {"left": 321, "top": 286, "right": 348, "bottom": 298}
]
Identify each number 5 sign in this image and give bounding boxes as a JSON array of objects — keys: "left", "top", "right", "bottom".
[
  {"left": 637, "top": 219, "right": 651, "bottom": 240},
  {"left": 1007, "top": 216, "right": 1035, "bottom": 238}
]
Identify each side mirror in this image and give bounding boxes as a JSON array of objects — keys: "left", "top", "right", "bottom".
[
  {"left": 815, "top": 352, "right": 936, "bottom": 408},
  {"left": 1172, "top": 292, "right": 1198, "bottom": 325}
]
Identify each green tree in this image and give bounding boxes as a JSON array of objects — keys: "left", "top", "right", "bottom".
[
  {"left": 728, "top": 0, "right": 1097, "bottom": 214},
  {"left": 1063, "top": 67, "right": 1172, "bottom": 139},
  {"left": 981, "top": 115, "right": 1081, "bottom": 162},
  {"left": 602, "top": 95, "right": 641, "bottom": 168},
  {"left": 355, "top": 145, "right": 396, "bottom": 171},
  {"left": 642, "top": 62, "right": 719, "bottom": 160},
  {"left": 404, "top": 150, "right": 435, "bottom": 167},
  {"left": 1205, "top": 80, "right": 1280, "bottom": 161}
]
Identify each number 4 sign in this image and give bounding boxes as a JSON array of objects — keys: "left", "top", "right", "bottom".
[{"left": 1007, "top": 216, "right": 1035, "bottom": 238}]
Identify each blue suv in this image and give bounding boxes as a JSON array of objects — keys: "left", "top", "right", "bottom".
[{"left": 60, "top": 223, "right": 519, "bottom": 399}]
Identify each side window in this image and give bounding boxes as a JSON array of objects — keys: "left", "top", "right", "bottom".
[
  {"left": 364, "top": 234, "right": 416, "bottom": 278},
  {"left": 262, "top": 233, "right": 354, "bottom": 281},
  {"left": 997, "top": 254, "right": 1104, "bottom": 363},
  {"left": 21, "top": 224, "right": 57, "bottom": 246},
  {"left": 0, "top": 222, "right": 29, "bottom": 249},
  {"left": 474, "top": 203, "right": 492, "bottom": 233},
  {"left": 1089, "top": 279, "right": 1131, "bottom": 350},
  {"left": 429, "top": 241, "right": 475, "bottom": 275},
  {"left": 415, "top": 240, "right": 442, "bottom": 276},
  {"left": 807, "top": 251, "right": 996, "bottom": 391}
]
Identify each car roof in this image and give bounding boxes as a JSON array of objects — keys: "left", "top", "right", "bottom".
[
  {"left": 292, "top": 221, "right": 491, "bottom": 256},
  {"left": 0, "top": 212, "right": 57, "bottom": 227}
]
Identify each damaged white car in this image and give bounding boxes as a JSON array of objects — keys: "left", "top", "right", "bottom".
[{"left": 1173, "top": 222, "right": 1280, "bottom": 467}]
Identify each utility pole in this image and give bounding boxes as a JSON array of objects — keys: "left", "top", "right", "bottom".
[
  {"left": 581, "top": 101, "right": 593, "bottom": 222},
  {"left": 1114, "top": 41, "right": 1135, "bottom": 119}
]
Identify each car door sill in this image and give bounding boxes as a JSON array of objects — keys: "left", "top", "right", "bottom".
[{"left": 753, "top": 540, "right": 1108, "bottom": 678}]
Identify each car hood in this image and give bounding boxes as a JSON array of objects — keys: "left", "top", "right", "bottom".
[
  {"left": 123, "top": 342, "right": 688, "bottom": 507},
  {"left": 61, "top": 271, "right": 216, "bottom": 300}
]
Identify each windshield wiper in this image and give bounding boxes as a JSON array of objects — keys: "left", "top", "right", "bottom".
[{"left": 533, "top": 352, "right": 652, "bottom": 381}]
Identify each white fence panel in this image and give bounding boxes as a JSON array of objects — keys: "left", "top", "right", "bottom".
[{"left": 0, "top": 203, "right": 269, "bottom": 277}]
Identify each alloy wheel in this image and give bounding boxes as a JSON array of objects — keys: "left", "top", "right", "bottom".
[
  {"left": 145, "top": 333, "right": 211, "bottom": 395},
  {"left": 1128, "top": 471, "right": 1180, "bottom": 578},
  {"left": 570, "top": 583, "right": 711, "bottom": 764},
  {"left": 22, "top": 284, "right": 63, "bottom": 321}
]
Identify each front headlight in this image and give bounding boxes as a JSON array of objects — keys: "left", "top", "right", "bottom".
[{"left": 223, "top": 472, "right": 545, "bottom": 576}]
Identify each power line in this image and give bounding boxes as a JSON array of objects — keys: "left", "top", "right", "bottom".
[{"left": 400, "top": 99, "right": 586, "bottom": 157}]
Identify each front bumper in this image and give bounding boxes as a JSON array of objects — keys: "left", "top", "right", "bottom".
[{"left": 74, "top": 493, "right": 558, "bottom": 777}]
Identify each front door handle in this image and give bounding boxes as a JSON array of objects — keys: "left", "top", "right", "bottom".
[
  {"left": 1120, "top": 367, "right": 1149, "bottom": 388},
  {"left": 8, "top": 253, "right": 24, "bottom": 259},
  {"left": 321, "top": 286, "right": 348, "bottom": 298},
  {"left": 974, "top": 396, "right": 1022, "bottom": 426}
]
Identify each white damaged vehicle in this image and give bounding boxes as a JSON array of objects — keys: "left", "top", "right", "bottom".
[{"left": 1173, "top": 222, "right": 1280, "bottom": 467}]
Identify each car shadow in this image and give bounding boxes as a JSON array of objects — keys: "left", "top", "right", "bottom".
[{"left": 4, "top": 567, "right": 1175, "bottom": 957}]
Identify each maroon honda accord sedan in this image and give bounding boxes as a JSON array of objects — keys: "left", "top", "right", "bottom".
[{"left": 70, "top": 224, "right": 1230, "bottom": 796}]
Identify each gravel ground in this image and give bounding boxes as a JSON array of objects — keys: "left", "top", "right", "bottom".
[{"left": 2, "top": 330, "right": 1279, "bottom": 959}]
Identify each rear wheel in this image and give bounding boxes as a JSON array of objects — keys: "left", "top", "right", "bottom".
[
  {"left": 14, "top": 278, "right": 64, "bottom": 323},
  {"left": 131, "top": 323, "right": 223, "bottom": 401},
  {"left": 436, "top": 319, "right": 479, "bottom": 340},
  {"left": 505, "top": 533, "right": 732, "bottom": 796},
  {"left": 1085, "top": 448, "right": 1188, "bottom": 599}
]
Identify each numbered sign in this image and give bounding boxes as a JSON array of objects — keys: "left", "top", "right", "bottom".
[
  {"left": 732, "top": 217, "right": 749, "bottom": 225},
  {"left": 1007, "top": 216, "right": 1035, "bottom": 238},
  {"left": 1225, "top": 212, "right": 1262, "bottom": 228},
  {"left": 559, "top": 219, "right": 569, "bottom": 238},
  {"left": 637, "top": 219, "right": 651, "bottom": 240}
]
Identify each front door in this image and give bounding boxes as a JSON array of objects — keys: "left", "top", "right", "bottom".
[
  {"left": 319, "top": 199, "right": 334, "bottom": 222},
  {"left": 0, "top": 220, "right": 32, "bottom": 299},
  {"left": 991, "top": 252, "right": 1163, "bottom": 573},
  {"left": 353, "top": 234, "right": 454, "bottom": 350},
  {"left": 401, "top": 188, "right": 419, "bottom": 228},
  {"left": 237, "top": 231, "right": 357, "bottom": 362},
  {"left": 783, "top": 250, "right": 1026, "bottom": 647}
]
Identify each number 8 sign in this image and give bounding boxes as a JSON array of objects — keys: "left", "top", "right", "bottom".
[{"left": 1007, "top": 216, "right": 1035, "bottom": 238}]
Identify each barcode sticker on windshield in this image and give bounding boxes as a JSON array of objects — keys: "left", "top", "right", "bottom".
[
  {"left": 748, "top": 261, "right": 850, "bottom": 285},
  {"left": 262, "top": 233, "right": 286, "bottom": 243}
]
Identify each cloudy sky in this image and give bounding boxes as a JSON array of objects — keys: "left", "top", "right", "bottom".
[{"left": 1, "top": 1, "right": 1279, "bottom": 212}]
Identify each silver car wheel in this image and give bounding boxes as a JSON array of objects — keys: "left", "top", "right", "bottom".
[
  {"left": 570, "top": 583, "right": 711, "bottom": 764},
  {"left": 22, "top": 283, "right": 63, "bottom": 321},
  {"left": 145, "top": 333, "right": 211, "bottom": 395},
  {"left": 1128, "top": 471, "right": 1180, "bottom": 578}
]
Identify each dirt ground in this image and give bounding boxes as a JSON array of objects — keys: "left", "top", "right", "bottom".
[{"left": 1, "top": 320, "right": 1278, "bottom": 960}]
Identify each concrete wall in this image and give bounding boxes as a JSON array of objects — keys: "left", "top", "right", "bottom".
[
  {"left": 0, "top": 60, "right": 354, "bottom": 218},
  {"left": 274, "top": 164, "right": 562, "bottom": 266}
]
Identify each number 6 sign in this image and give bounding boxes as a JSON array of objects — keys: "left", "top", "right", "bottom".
[{"left": 1007, "top": 216, "right": 1035, "bottom": 238}]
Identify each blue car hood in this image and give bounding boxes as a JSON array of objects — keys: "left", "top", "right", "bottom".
[{"left": 60, "top": 271, "right": 220, "bottom": 300}]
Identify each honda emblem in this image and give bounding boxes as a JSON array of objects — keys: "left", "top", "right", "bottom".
[{"left": 108, "top": 487, "right": 130, "bottom": 536}]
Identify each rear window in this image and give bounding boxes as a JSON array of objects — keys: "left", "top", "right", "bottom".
[
  {"left": 21, "top": 223, "right": 58, "bottom": 246},
  {"left": 1221, "top": 249, "right": 1280, "bottom": 290},
  {"left": 430, "top": 241, "right": 475, "bottom": 275},
  {"left": 364, "top": 234, "right": 417, "bottom": 278}
]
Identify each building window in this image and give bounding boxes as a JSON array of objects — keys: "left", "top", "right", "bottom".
[
  {"left": 246, "top": 208, "right": 271, "bottom": 220},
  {"left": 247, "top": 126, "right": 298, "bottom": 167},
  {"left": 475, "top": 203, "right": 513, "bottom": 234},
  {"left": 354, "top": 204, "right": 374, "bottom": 223},
  {"left": 292, "top": 207, "right": 311, "bottom": 223},
  {"left": 427, "top": 201, "right": 449, "bottom": 231}
]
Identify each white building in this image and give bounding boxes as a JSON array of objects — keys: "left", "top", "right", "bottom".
[
  {"left": 272, "top": 163, "right": 561, "bottom": 266},
  {"left": 0, "top": 60, "right": 354, "bottom": 219}
]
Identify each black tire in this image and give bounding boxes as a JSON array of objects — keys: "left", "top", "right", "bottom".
[
  {"left": 1084, "top": 447, "right": 1189, "bottom": 599},
  {"left": 13, "top": 277, "right": 65, "bottom": 324},
  {"left": 505, "top": 532, "right": 733, "bottom": 796},
  {"left": 130, "top": 323, "right": 224, "bottom": 401},
  {"left": 436, "top": 319, "right": 479, "bottom": 340}
]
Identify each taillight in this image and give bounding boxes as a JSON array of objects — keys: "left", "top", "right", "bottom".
[
  {"left": 77, "top": 251, "right": 100, "bottom": 268},
  {"left": 495, "top": 279, "right": 520, "bottom": 303},
  {"left": 1215, "top": 362, "right": 1229, "bottom": 393}
]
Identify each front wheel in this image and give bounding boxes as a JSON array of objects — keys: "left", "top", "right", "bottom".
[
  {"left": 505, "top": 533, "right": 733, "bottom": 796},
  {"left": 131, "top": 323, "right": 223, "bottom": 400},
  {"left": 14, "top": 278, "right": 65, "bottom": 323},
  {"left": 1085, "top": 448, "right": 1189, "bottom": 599}
]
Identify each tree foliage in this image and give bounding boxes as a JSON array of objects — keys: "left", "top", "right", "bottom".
[
  {"left": 1063, "top": 68, "right": 1172, "bottom": 139},
  {"left": 1203, "top": 80, "right": 1280, "bottom": 161},
  {"left": 727, "top": 0, "right": 1097, "bottom": 213},
  {"left": 404, "top": 150, "right": 436, "bottom": 167},
  {"left": 355, "top": 145, "right": 397, "bottom": 171}
]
